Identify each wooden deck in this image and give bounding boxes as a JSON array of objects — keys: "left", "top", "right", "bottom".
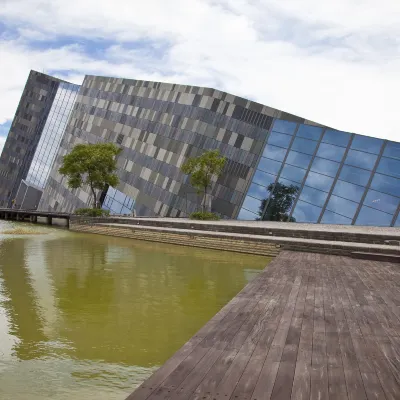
[{"left": 127, "top": 251, "right": 400, "bottom": 400}]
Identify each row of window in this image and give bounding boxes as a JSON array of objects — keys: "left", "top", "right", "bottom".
[
  {"left": 259, "top": 149, "right": 400, "bottom": 199},
  {"left": 267, "top": 132, "right": 400, "bottom": 178},
  {"left": 240, "top": 186, "right": 397, "bottom": 226},
  {"left": 239, "top": 119, "right": 400, "bottom": 226},
  {"left": 272, "top": 119, "right": 400, "bottom": 159}
]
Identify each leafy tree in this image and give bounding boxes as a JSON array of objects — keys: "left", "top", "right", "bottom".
[
  {"left": 181, "top": 150, "right": 226, "bottom": 212},
  {"left": 258, "top": 182, "right": 299, "bottom": 221},
  {"left": 59, "top": 143, "right": 121, "bottom": 209}
]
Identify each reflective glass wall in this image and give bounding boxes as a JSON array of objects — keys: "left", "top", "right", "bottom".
[
  {"left": 102, "top": 186, "right": 135, "bottom": 215},
  {"left": 25, "top": 82, "right": 80, "bottom": 188},
  {"left": 238, "top": 119, "right": 400, "bottom": 226}
]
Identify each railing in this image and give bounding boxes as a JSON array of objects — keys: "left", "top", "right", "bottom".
[{"left": 0, "top": 208, "right": 71, "bottom": 219}]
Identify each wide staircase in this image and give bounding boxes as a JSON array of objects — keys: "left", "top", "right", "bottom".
[{"left": 69, "top": 217, "right": 400, "bottom": 261}]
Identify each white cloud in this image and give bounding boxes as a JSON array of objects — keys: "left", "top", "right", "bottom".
[{"left": 0, "top": 0, "right": 399, "bottom": 140}]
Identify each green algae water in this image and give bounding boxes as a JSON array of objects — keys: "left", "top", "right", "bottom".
[{"left": 0, "top": 220, "right": 269, "bottom": 399}]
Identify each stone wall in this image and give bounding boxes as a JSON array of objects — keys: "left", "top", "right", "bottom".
[{"left": 69, "top": 221, "right": 281, "bottom": 257}]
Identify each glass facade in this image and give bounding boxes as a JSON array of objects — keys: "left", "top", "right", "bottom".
[
  {"left": 25, "top": 82, "right": 80, "bottom": 188},
  {"left": 102, "top": 186, "right": 135, "bottom": 215},
  {"left": 239, "top": 119, "right": 400, "bottom": 226}
]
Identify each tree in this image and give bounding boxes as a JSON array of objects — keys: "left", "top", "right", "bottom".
[
  {"left": 181, "top": 150, "right": 226, "bottom": 212},
  {"left": 59, "top": 143, "right": 121, "bottom": 209},
  {"left": 258, "top": 182, "right": 299, "bottom": 222}
]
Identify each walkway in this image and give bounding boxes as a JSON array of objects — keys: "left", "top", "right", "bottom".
[{"left": 127, "top": 251, "right": 400, "bottom": 400}]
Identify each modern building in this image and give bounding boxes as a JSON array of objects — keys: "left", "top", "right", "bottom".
[
  {"left": 0, "top": 71, "right": 79, "bottom": 209},
  {"left": 1, "top": 70, "right": 400, "bottom": 226}
]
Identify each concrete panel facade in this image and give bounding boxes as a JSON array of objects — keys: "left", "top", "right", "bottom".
[{"left": 39, "top": 75, "right": 313, "bottom": 217}]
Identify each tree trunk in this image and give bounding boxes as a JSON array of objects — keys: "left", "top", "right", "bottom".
[
  {"left": 203, "top": 186, "right": 207, "bottom": 213},
  {"left": 90, "top": 184, "right": 98, "bottom": 209}
]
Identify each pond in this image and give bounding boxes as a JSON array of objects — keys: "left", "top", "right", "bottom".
[{"left": 0, "top": 220, "right": 270, "bottom": 399}]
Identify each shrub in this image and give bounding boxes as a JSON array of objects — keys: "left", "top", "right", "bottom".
[
  {"left": 189, "top": 211, "right": 220, "bottom": 221},
  {"left": 74, "top": 208, "right": 110, "bottom": 217}
]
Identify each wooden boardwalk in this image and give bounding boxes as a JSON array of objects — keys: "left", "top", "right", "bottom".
[{"left": 127, "top": 251, "right": 400, "bottom": 400}]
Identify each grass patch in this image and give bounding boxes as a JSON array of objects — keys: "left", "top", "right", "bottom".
[
  {"left": 190, "top": 211, "right": 220, "bottom": 220},
  {"left": 74, "top": 208, "right": 110, "bottom": 217}
]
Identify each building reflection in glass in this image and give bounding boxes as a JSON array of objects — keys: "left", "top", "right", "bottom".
[
  {"left": 26, "top": 82, "right": 80, "bottom": 189},
  {"left": 238, "top": 119, "right": 400, "bottom": 226}
]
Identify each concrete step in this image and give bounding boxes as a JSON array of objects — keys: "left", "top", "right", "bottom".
[
  {"left": 93, "top": 223, "right": 400, "bottom": 257},
  {"left": 351, "top": 252, "right": 400, "bottom": 263},
  {"left": 70, "top": 216, "right": 400, "bottom": 246},
  {"left": 72, "top": 223, "right": 280, "bottom": 257}
]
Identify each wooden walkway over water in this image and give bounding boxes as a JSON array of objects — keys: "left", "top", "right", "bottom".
[{"left": 127, "top": 251, "right": 400, "bottom": 400}]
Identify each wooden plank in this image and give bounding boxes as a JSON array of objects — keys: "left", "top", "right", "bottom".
[
  {"left": 343, "top": 367, "right": 368, "bottom": 400},
  {"left": 213, "top": 279, "right": 298, "bottom": 399},
  {"left": 372, "top": 357, "right": 400, "bottom": 400},
  {"left": 310, "top": 364, "right": 328, "bottom": 400},
  {"left": 270, "top": 361, "right": 297, "bottom": 400},
  {"left": 291, "top": 361, "right": 311, "bottom": 400},
  {"left": 127, "top": 252, "right": 400, "bottom": 400},
  {"left": 250, "top": 361, "right": 280, "bottom": 400},
  {"left": 360, "top": 372, "right": 386, "bottom": 400},
  {"left": 328, "top": 366, "right": 349, "bottom": 400}
]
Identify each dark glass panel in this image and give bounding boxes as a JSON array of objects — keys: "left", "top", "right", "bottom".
[
  {"left": 268, "top": 131, "right": 292, "bottom": 148},
  {"left": 322, "top": 129, "right": 351, "bottom": 147},
  {"left": 370, "top": 173, "right": 400, "bottom": 198},
  {"left": 262, "top": 144, "right": 287, "bottom": 161},
  {"left": 272, "top": 119, "right": 297, "bottom": 135},
  {"left": 258, "top": 157, "right": 282, "bottom": 175},
  {"left": 332, "top": 180, "right": 365, "bottom": 203},
  {"left": 395, "top": 214, "right": 400, "bottom": 227},
  {"left": 339, "top": 165, "right": 371, "bottom": 186},
  {"left": 363, "top": 189, "right": 399, "bottom": 214},
  {"left": 355, "top": 206, "right": 393, "bottom": 226},
  {"left": 304, "top": 171, "right": 334, "bottom": 192},
  {"left": 252, "top": 170, "right": 276, "bottom": 188},
  {"left": 317, "top": 143, "right": 346, "bottom": 162},
  {"left": 351, "top": 135, "right": 383, "bottom": 154},
  {"left": 242, "top": 195, "right": 263, "bottom": 215},
  {"left": 383, "top": 141, "right": 400, "bottom": 160},
  {"left": 325, "top": 195, "right": 358, "bottom": 219},
  {"left": 310, "top": 157, "right": 340, "bottom": 177},
  {"left": 376, "top": 157, "right": 400, "bottom": 179},
  {"left": 237, "top": 208, "right": 258, "bottom": 220},
  {"left": 296, "top": 124, "right": 323, "bottom": 141},
  {"left": 291, "top": 137, "right": 317, "bottom": 155},
  {"left": 280, "top": 164, "right": 307, "bottom": 183},
  {"left": 345, "top": 149, "right": 377, "bottom": 170},
  {"left": 321, "top": 210, "right": 352, "bottom": 225},
  {"left": 263, "top": 179, "right": 300, "bottom": 221},
  {"left": 291, "top": 200, "right": 322, "bottom": 223},
  {"left": 285, "top": 151, "right": 312, "bottom": 169},
  {"left": 299, "top": 186, "right": 328, "bottom": 207},
  {"left": 247, "top": 182, "right": 270, "bottom": 201}
]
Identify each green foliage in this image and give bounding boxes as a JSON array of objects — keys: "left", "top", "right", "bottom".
[
  {"left": 190, "top": 211, "right": 220, "bottom": 221},
  {"left": 74, "top": 208, "right": 110, "bottom": 217},
  {"left": 59, "top": 143, "right": 121, "bottom": 208},
  {"left": 258, "top": 182, "right": 299, "bottom": 222},
  {"left": 181, "top": 150, "right": 226, "bottom": 212}
]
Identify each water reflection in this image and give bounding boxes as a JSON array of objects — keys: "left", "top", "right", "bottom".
[{"left": 0, "top": 222, "right": 268, "bottom": 399}]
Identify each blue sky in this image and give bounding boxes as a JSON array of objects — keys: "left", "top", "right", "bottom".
[{"left": 0, "top": 0, "right": 399, "bottom": 155}]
